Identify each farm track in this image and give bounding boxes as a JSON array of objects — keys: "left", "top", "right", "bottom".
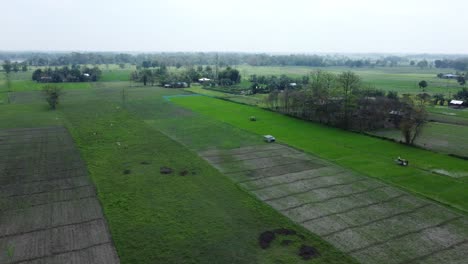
[
  {"left": 0, "top": 127, "right": 119, "bottom": 264},
  {"left": 200, "top": 144, "right": 468, "bottom": 264}
]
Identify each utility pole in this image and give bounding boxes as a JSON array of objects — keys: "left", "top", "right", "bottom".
[{"left": 215, "top": 53, "right": 219, "bottom": 84}]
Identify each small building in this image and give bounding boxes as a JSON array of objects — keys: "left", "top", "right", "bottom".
[
  {"left": 449, "top": 100, "right": 466, "bottom": 108},
  {"left": 289, "top": 83, "right": 297, "bottom": 87},
  {"left": 198, "top": 77, "right": 211, "bottom": 82},
  {"left": 443, "top": 74, "right": 459, "bottom": 79}
]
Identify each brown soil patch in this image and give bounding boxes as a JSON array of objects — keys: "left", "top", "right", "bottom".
[
  {"left": 259, "top": 231, "right": 276, "bottom": 249},
  {"left": 298, "top": 245, "right": 319, "bottom": 260},
  {"left": 160, "top": 166, "right": 173, "bottom": 174}
]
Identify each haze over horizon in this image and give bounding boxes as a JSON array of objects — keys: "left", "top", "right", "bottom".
[{"left": 1, "top": 0, "right": 467, "bottom": 54}]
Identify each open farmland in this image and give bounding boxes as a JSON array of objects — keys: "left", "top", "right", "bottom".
[
  {"left": 170, "top": 96, "right": 468, "bottom": 212},
  {"left": 0, "top": 126, "right": 119, "bottom": 264},
  {"left": 0, "top": 86, "right": 357, "bottom": 264},
  {"left": 199, "top": 144, "right": 468, "bottom": 264},
  {"left": 235, "top": 65, "right": 465, "bottom": 95},
  {"left": 125, "top": 91, "right": 468, "bottom": 264},
  {"left": 373, "top": 122, "right": 468, "bottom": 158}
]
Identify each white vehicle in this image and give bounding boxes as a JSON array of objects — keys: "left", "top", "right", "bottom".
[{"left": 264, "top": 135, "right": 276, "bottom": 143}]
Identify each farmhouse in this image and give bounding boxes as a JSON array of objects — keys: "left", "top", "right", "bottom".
[
  {"left": 198, "top": 77, "right": 211, "bottom": 82},
  {"left": 449, "top": 99, "right": 466, "bottom": 108},
  {"left": 443, "top": 74, "right": 459, "bottom": 79}
]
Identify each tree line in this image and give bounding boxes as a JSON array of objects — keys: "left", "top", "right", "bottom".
[
  {"left": 131, "top": 65, "right": 240, "bottom": 87},
  {"left": 32, "top": 66, "right": 102, "bottom": 82},
  {"left": 263, "top": 71, "right": 426, "bottom": 144},
  {"left": 434, "top": 58, "right": 468, "bottom": 71},
  {"left": 3, "top": 51, "right": 466, "bottom": 69},
  {"left": 1, "top": 60, "right": 28, "bottom": 73}
]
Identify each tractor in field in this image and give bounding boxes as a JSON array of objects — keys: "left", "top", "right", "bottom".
[{"left": 395, "top": 157, "right": 408, "bottom": 166}]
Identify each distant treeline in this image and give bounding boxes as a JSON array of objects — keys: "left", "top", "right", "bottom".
[
  {"left": 131, "top": 66, "right": 240, "bottom": 87},
  {"left": 434, "top": 58, "right": 468, "bottom": 71},
  {"left": 32, "top": 66, "right": 102, "bottom": 82},
  {"left": 1, "top": 51, "right": 467, "bottom": 69}
]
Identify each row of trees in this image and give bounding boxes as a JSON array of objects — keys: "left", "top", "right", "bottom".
[
  {"left": 32, "top": 66, "right": 102, "bottom": 82},
  {"left": 131, "top": 66, "right": 240, "bottom": 87},
  {"left": 263, "top": 71, "right": 426, "bottom": 144},
  {"left": 1, "top": 60, "right": 28, "bottom": 73},
  {"left": 3, "top": 51, "right": 467, "bottom": 70},
  {"left": 434, "top": 58, "right": 468, "bottom": 71}
]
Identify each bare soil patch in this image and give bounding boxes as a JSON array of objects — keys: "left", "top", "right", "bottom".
[
  {"left": 0, "top": 127, "right": 119, "bottom": 264},
  {"left": 201, "top": 144, "right": 468, "bottom": 264}
]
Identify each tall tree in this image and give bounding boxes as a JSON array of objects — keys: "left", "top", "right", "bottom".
[
  {"left": 399, "top": 96, "right": 427, "bottom": 145},
  {"left": 337, "top": 71, "right": 361, "bottom": 129},
  {"left": 418, "top": 80, "right": 428, "bottom": 92}
]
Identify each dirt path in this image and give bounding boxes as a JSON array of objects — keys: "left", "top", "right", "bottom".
[
  {"left": 200, "top": 144, "right": 468, "bottom": 264},
  {"left": 0, "top": 127, "right": 119, "bottom": 264}
]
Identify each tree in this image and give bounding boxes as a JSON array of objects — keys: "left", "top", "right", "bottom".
[
  {"left": 416, "top": 93, "right": 431, "bottom": 105},
  {"left": 386, "top": 91, "right": 398, "bottom": 100},
  {"left": 417, "top": 60, "right": 428, "bottom": 69},
  {"left": 337, "top": 71, "right": 361, "bottom": 129},
  {"left": 454, "top": 88, "right": 468, "bottom": 101},
  {"left": 42, "top": 85, "right": 63, "bottom": 110},
  {"left": 432, "top": 93, "right": 445, "bottom": 106},
  {"left": 418, "top": 80, "right": 428, "bottom": 92},
  {"left": 399, "top": 96, "right": 427, "bottom": 145},
  {"left": 2, "top": 60, "right": 12, "bottom": 74},
  {"left": 457, "top": 76, "right": 466, "bottom": 86}
]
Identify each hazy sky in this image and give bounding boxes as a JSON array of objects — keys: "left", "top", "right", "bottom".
[{"left": 1, "top": 0, "right": 467, "bottom": 53}]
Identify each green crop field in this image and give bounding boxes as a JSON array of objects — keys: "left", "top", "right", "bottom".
[
  {"left": 235, "top": 65, "right": 465, "bottom": 95},
  {"left": 0, "top": 85, "right": 357, "bottom": 264},
  {"left": 170, "top": 96, "right": 468, "bottom": 213},
  {"left": 373, "top": 122, "right": 468, "bottom": 157},
  {"left": 1, "top": 63, "right": 467, "bottom": 263}
]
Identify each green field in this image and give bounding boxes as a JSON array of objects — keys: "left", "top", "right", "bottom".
[
  {"left": 374, "top": 122, "right": 468, "bottom": 157},
  {"left": 1, "top": 64, "right": 468, "bottom": 263},
  {"left": 235, "top": 65, "right": 465, "bottom": 95},
  {"left": 0, "top": 86, "right": 357, "bottom": 264},
  {"left": 170, "top": 96, "right": 468, "bottom": 213}
]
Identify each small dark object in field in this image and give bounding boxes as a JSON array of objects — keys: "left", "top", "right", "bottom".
[
  {"left": 140, "top": 161, "right": 150, "bottom": 165},
  {"left": 281, "top": 240, "right": 293, "bottom": 246},
  {"left": 298, "top": 245, "right": 319, "bottom": 260},
  {"left": 250, "top": 116, "right": 257, "bottom": 121},
  {"left": 274, "top": 228, "right": 296, "bottom": 236},
  {"left": 192, "top": 171, "right": 197, "bottom": 175},
  {"left": 297, "top": 234, "right": 306, "bottom": 240},
  {"left": 259, "top": 231, "right": 276, "bottom": 249},
  {"left": 180, "top": 170, "right": 189, "bottom": 176},
  {"left": 160, "top": 166, "right": 173, "bottom": 174},
  {"left": 123, "top": 169, "right": 131, "bottom": 175}
]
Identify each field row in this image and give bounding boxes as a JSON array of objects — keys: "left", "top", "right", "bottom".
[
  {"left": 200, "top": 145, "right": 468, "bottom": 264},
  {"left": 0, "top": 127, "right": 119, "bottom": 264}
]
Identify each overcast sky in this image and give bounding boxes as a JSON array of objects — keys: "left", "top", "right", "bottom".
[{"left": 1, "top": 0, "right": 467, "bottom": 54}]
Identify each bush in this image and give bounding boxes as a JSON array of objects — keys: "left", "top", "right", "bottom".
[{"left": 42, "top": 85, "right": 63, "bottom": 110}]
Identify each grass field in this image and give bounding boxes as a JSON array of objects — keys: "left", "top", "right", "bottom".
[
  {"left": 374, "top": 122, "right": 468, "bottom": 157},
  {"left": 1, "top": 64, "right": 468, "bottom": 263},
  {"left": 235, "top": 65, "right": 465, "bottom": 95},
  {"left": 0, "top": 86, "right": 357, "bottom": 264},
  {"left": 170, "top": 96, "right": 468, "bottom": 213},
  {"left": 197, "top": 145, "right": 468, "bottom": 264}
]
